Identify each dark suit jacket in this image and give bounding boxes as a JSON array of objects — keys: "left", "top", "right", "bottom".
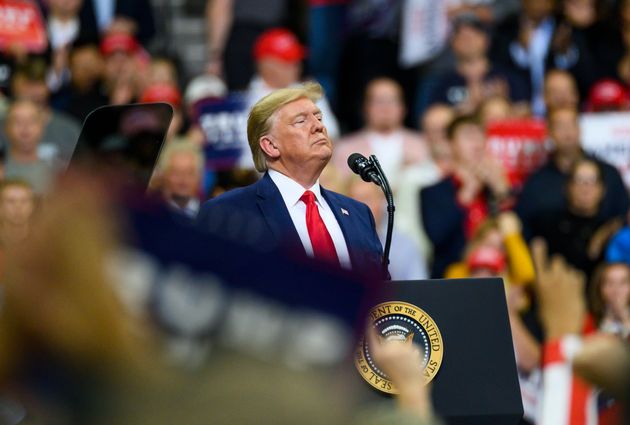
[
  {"left": 197, "top": 173, "right": 386, "bottom": 278},
  {"left": 420, "top": 177, "right": 466, "bottom": 279}
]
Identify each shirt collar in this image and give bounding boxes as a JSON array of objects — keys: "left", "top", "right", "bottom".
[{"left": 268, "top": 169, "right": 323, "bottom": 208}]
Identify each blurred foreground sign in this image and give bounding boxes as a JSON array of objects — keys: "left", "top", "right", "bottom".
[
  {"left": 0, "top": 0, "right": 46, "bottom": 53},
  {"left": 580, "top": 112, "right": 630, "bottom": 189},
  {"left": 486, "top": 119, "right": 549, "bottom": 189},
  {"left": 193, "top": 93, "right": 249, "bottom": 171}
]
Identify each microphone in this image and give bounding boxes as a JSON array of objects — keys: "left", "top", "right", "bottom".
[{"left": 347, "top": 153, "right": 382, "bottom": 186}]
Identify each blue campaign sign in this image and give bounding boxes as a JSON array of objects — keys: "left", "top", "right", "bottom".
[
  {"left": 193, "top": 93, "right": 249, "bottom": 171},
  {"left": 121, "top": 199, "right": 383, "bottom": 368}
]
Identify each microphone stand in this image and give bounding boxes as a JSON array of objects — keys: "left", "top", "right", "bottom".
[{"left": 369, "top": 155, "right": 394, "bottom": 277}]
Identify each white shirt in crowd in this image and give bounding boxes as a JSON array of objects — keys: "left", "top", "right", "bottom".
[
  {"left": 367, "top": 130, "right": 404, "bottom": 187},
  {"left": 269, "top": 169, "right": 351, "bottom": 269}
]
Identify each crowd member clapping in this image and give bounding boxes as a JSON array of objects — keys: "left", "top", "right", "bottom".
[
  {"left": 428, "top": 12, "right": 529, "bottom": 115},
  {"left": 421, "top": 114, "right": 510, "bottom": 278}
]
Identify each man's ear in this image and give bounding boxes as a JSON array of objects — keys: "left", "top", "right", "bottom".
[{"left": 260, "top": 135, "right": 280, "bottom": 159}]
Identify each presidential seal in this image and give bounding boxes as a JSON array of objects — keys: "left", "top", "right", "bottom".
[{"left": 355, "top": 301, "right": 444, "bottom": 394}]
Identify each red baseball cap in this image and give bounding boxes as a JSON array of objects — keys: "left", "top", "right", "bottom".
[
  {"left": 253, "top": 28, "right": 305, "bottom": 63},
  {"left": 140, "top": 83, "right": 182, "bottom": 109},
  {"left": 467, "top": 246, "right": 507, "bottom": 274},
  {"left": 588, "top": 79, "right": 627, "bottom": 111},
  {"left": 101, "top": 32, "right": 139, "bottom": 56}
]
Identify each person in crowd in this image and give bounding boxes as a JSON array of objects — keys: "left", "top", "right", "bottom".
[
  {"left": 52, "top": 38, "right": 109, "bottom": 123},
  {"left": 589, "top": 262, "right": 630, "bottom": 339},
  {"left": 532, "top": 239, "right": 630, "bottom": 425},
  {"left": 347, "top": 176, "right": 427, "bottom": 281},
  {"left": 45, "top": 0, "right": 99, "bottom": 93},
  {"left": 491, "top": 0, "right": 595, "bottom": 116},
  {"left": 516, "top": 106, "right": 629, "bottom": 239},
  {"left": 419, "top": 103, "right": 455, "bottom": 175},
  {"left": 530, "top": 158, "right": 623, "bottom": 281},
  {"left": 153, "top": 140, "right": 204, "bottom": 219},
  {"left": 421, "top": 114, "right": 511, "bottom": 278},
  {"left": 0, "top": 179, "right": 35, "bottom": 276},
  {"left": 445, "top": 211, "right": 535, "bottom": 288},
  {"left": 3, "top": 58, "right": 81, "bottom": 169},
  {"left": 79, "top": 0, "right": 156, "bottom": 47},
  {"left": 2, "top": 100, "right": 57, "bottom": 195},
  {"left": 543, "top": 68, "right": 580, "bottom": 113},
  {"left": 139, "top": 83, "right": 184, "bottom": 141},
  {"left": 197, "top": 82, "right": 385, "bottom": 276},
  {"left": 101, "top": 32, "right": 146, "bottom": 106},
  {"left": 585, "top": 78, "right": 630, "bottom": 112},
  {"left": 245, "top": 28, "right": 339, "bottom": 142},
  {"left": 332, "top": 77, "right": 432, "bottom": 189},
  {"left": 428, "top": 12, "right": 529, "bottom": 115},
  {"left": 478, "top": 95, "right": 514, "bottom": 127},
  {"left": 205, "top": 0, "right": 290, "bottom": 91},
  {"left": 0, "top": 179, "right": 35, "bottom": 247},
  {"left": 394, "top": 104, "right": 449, "bottom": 270}
]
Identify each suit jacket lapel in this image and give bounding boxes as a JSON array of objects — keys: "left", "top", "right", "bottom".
[
  {"left": 321, "top": 187, "right": 360, "bottom": 269},
  {"left": 256, "top": 173, "right": 305, "bottom": 255}
]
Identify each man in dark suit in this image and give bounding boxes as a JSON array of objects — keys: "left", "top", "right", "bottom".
[{"left": 197, "top": 82, "right": 385, "bottom": 277}]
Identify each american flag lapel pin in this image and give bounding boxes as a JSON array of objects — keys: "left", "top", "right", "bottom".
[{"left": 341, "top": 208, "right": 349, "bottom": 216}]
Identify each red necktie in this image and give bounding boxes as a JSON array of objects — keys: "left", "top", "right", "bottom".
[{"left": 300, "top": 190, "right": 339, "bottom": 264}]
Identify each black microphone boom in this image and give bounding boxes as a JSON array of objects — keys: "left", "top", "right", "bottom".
[
  {"left": 347, "top": 153, "right": 382, "bottom": 186},
  {"left": 346, "top": 153, "right": 394, "bottom": 280}
]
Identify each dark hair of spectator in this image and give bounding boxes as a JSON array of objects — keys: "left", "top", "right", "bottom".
[
  {"left": 0, "top": 178, "right": 34, "bottom": 195},
  {"left": 12, "top": 58, "right": 48, "bottom": 84},
  {"left": 566, "top": 157, "right": 605, "bottom": 188},
  {"left": 446, "top": 114, "right": 481, "bottom": 141},
  {"left": 589, "top": 262, "right": 630, "bottom": 324}
]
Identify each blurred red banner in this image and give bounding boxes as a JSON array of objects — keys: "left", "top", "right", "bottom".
[
  {"left": 0, "top": 0, "right": 47, "bottom": 53},
  {"left": 486, "top": 119, "right": 549, "bottom": 189}
]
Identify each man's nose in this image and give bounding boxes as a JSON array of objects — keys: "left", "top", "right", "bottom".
[{"left": 311, "top": 116, "right": 325, "bottom": 133}]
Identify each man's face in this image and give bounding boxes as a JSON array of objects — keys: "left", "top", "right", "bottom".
[
  {"left": 70, "top": 46, "right": 103, "bottom": 89},
  {"left": 12, "top": 77, "right": 50, "bottom": 107},
  {"left": 451, "top": 123, "right": 486, "bottom": 165},
  {"left": 544, "top": 72, "right": 579, "bottom": 111},
  {"left": 522, "top": 0, "right": 555, "bottom": 22},
  {"left": 48, "top": 0, "right": 82, "bottom": 16},
  {"left": 266, "top": 97, "right": 332, "bottom": 170},
  {"left": 364, "top": 80, "right": 405, "bottom": 132},
  {"left": 258, "top": 58, "right": 301, "bottom": 89},
  {"left": 162, "top": 151, "right": 201, "bottom": 201},
  {"left": 5, "top": 103, "right": 44, "bottom": 154},
  {"left": 422, "top": 106, "right": 454, "bottom": 145},
  {"left": 451, "top": 26, "right": 488, "bottom": 59},
  {"left": 549, "top": 109, "right": 580, "bottom": 153},
  {"left": 0, "top": 185, "right": 35, "bottom": 226}
]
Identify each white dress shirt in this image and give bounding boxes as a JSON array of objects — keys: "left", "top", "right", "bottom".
[{"left": 268, "top": 169, "right": 351, "bottom": 269}]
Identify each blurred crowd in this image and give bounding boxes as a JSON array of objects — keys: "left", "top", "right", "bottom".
[{"left": 0, "top": 0, "right": 630, "bottom": 424}]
